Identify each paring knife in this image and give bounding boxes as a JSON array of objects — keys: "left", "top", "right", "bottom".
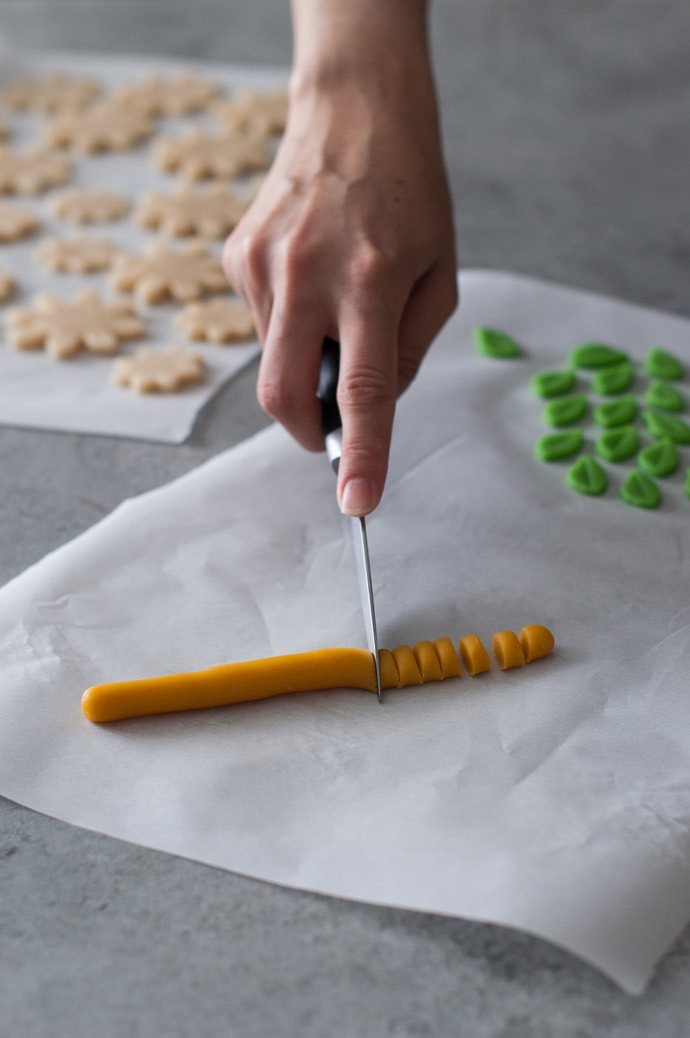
[{"left": 318, "top": 336, "right": 382, "bottom": 704}]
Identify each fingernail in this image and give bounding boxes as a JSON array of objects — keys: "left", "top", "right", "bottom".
[{"left": 339, "top": 478, "right": 376, "bottom": 517}]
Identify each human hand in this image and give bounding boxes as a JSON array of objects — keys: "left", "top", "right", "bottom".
[{"left": 223, "top": 0, "right": 457, "bottom": 515}]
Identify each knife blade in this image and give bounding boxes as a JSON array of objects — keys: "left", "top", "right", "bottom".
[{"left": 317, "top": 336, "right": 382, "bottom": 703}]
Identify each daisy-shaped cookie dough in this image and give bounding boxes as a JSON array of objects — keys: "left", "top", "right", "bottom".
[
  {"left": 152, "top": 127, "right": 270, "bottom": 181},
  {"left": 0, "top": 144, "right": 71, "bottom": 195},
  {"left": 212, "top": 88, "right": 288, "bottom": 136},
  {"left": 5, "top": 289, "right": 145, "bottom": 358},
  {"left": 0, "top": 267, "right": 16, "bottom": 303},
  {"left": 110, "top": 72, "right": 220, "bottom": 117},
  {"left": 109, "top": 241, "right": 227, "bottom": 305},
  {"left": 1, "top": 72, "right": 102, "bottom": 113},
  {"left": 175, "top": 297, "right": 255, "bottom": 343},
  {"left": 134, "top": 183, "right": 251, "bottom": 238},
  {"left": 36, "top": 236, "right": 123, "bottom": 274},
  {"left": 43, "top": 102, "right": 154, "bottom": 153},
  {"left": 49, "top": 187, "right": 131, "bottom": 223},
  {"left": 112, "top": 346, "right": 204, "bottom": 393},
  {"left": 0, "top": 201, "right": 39, "bottom": 242}
]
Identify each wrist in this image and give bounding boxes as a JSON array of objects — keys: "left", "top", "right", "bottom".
[{"left": 290, "top": 0, "right": 431, "bottom": 96}]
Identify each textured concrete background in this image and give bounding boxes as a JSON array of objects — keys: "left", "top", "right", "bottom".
[{"left": 1, "top": 2, "right": 690, "bottom": 1035}]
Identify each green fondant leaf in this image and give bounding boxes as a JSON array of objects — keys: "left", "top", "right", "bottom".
[
  {"left": 566, "top": 456, "right": 607, "bottom": 496},
  {"left": 637, "top": 439, "right": 679, "bottom": 478},
  {"left": 542, "top": 394, "right": 588, "bottom": 427},
  {"left": 595, "top": 426, "right": 638, "bottom": 463},
  {"left": 643, "top": 410, "right": 690, "bottom": 444},
  {"left": 644, "top": 348, "right": 683, "bottom": 380},
  {"left": 593, "top": 396, "right": 637, "bottom": 429},
  {"left": 569, "top": 343, "right": 628, "bottom": 369},
  {"left": 620, "top": 471, "right": 661, "bottom": 509},
  {"left": 473, "top": 325, "right": 521, "bottom": 359},
  {"left": 592, "top": 362, "right": 634, "bottom": 395},
  {"left": 644, "top": 380, "right": 685, "bottom": 413},
  {"left": 531, "top": 370, "right": 576, "bottom": 398},
  {"left": 535, "top": 430, "right": 585, "bottom": 462}
]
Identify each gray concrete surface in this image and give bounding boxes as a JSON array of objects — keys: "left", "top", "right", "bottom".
[{"left": 1, "top": 2, "right": 690, "bottom": 1035}]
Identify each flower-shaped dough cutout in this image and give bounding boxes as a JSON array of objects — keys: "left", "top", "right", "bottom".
[
  {"left": 1, "top": 72, "right": 102, "bottom": 113},
  {"left": 212, "top": 88, "right": 288, "bottom": 136},
  {"left": 5, "top": 289, "right": 145, "bottom": 358},
  {"left": 36, "top": 236, "right": 123, "bottom": 274},
  {"left": 134, "top": 183, "right": 251, "bottom": 238},
  {"left": 112, "top": 346, "right": 204, "bottom": 393},
  {"left": 109, "top": 241, "right": 227, "bottom": 305},
  {"left": 0, "top": 145, "right": 71, "bottom": 195},
  {"left": 175, "top": 297, "right": 255, "bottom": 343},
  {"left": 152, "top": 127, "right": 270, "bottom": 180},
  {"left": 0, "top": 202, "right": 39, "bottom": 242},
  {"left": 49, "top": 188, "right": 131, "bottom": 223},
  {"left": 110, "top": 73, "right": 220, "bottom": 117},
  {"left": 0, "top": 267, "right": 16, "bottom": 303},
  {"left": 43, "top": 102, "right": 154, "bottom": 153}
]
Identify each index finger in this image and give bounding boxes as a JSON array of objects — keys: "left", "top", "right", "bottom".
[{"left": 335, "top": 304, "right": 400, "bottom": 516}]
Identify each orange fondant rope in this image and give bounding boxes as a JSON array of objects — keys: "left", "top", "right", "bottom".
[{"left": 82, "top": 624, "right": 554, "bottom": 723}]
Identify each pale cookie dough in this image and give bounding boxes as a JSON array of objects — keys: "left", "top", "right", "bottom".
[
  {"left": 134, "top": 183, "right": 251, "bottom": 238},
  {"left": 212, "top": 88, "right": 288, "bottom": 136},
  {"left": 36, "top": 236, "right": 123, "bottom": 274},
  {"left": 175, "top": 297, "right": 255, "bottom": 343},
  {"left": 49, "top": 187, "right": 130, "bottom": 223},
  {"left": 1, "top": 72, "right": 101, "bottom": 113},
  {"left": 109, "top": 241, "right": 227, "bottom": 304},
  {"left": 43, "top": 102, "right": 154, "bottom": 153},
  {"left": 0, "top": 201, "right": 39, "bottom": 242},
  {"left": 112, "top": 345, "right": 204, "bottom": 393},
  {"left": 152, "top": 127, "right": 270, "bottom": 180},
  {"left": 110, "top": 73, "right": 220, "bottom": 117},
  {"left": 6, "top": 289, "right": 145, "bottom": 358},
  {"left": 0, "top": 268, "right": 16, "bottom": 303},
  {"left": 0, "top": 145, "right": 71, "bottom": 195}
]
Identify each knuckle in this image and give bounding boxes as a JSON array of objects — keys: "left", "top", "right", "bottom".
[
  {"left": 222, "top": 227, "right": 267, "bottom": 293},
  {"left": 338, "top": 364, "right": 395, "bottom": 412},
  {"left": 256, "top": 369, "right": 322, "bottom": 452},
  {"left": 242, "top": 231, "right": 268, "bottom": 288},
  {"left": 347, "top": 243, "right": 391, "bottom": 297},
  {"left": 256, "top": 360, "right": 303, "bottom": 427},
  {"left": 256, "top": 376, "right": 290, "bottom": 423},
  {"left": 278, "top": 228, "right": 321, "bottom": 287}
]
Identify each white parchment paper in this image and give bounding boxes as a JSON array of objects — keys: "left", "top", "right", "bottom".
[
  {"left": 0, "top": 51, "right": 281, "bottom": 441},
  {"left": 2, "top": 270, "right": 690, "bottom": 994}
]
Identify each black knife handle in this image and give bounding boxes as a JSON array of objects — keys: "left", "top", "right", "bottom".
[
  {"left": 317, "top": 337, "right": 344, "bottom": 473},
  {"left": 317, "top": 336, "right": 342, "bottom": 439}
]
